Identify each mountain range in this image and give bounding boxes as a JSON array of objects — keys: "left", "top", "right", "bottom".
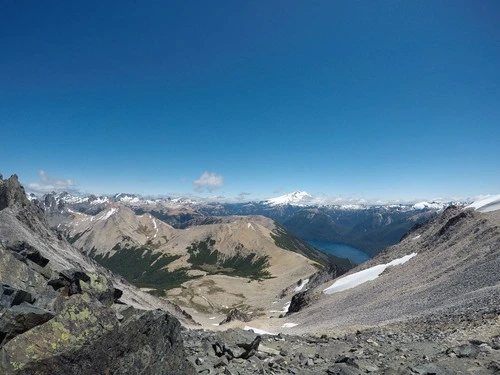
[
  {"left": 2, "top": 174, "right": 499, "bottom": 374},
  {"left": 33, "top": 190, "right": 463, "bottom": 257}
]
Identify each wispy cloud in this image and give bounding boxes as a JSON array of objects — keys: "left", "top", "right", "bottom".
[
  {"left": 28, "top": 170, "right": 77, "bottom": 194},
  {"left": 193, "top": 172, "right": 224, "bottom": 192}
]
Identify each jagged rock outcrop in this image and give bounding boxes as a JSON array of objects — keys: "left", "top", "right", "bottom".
[
  {"left": 0, "top": 174, "right": 196, "bottom": 374},
  {"left": 286, "top": 262, "right": 346, "bottom": 314},
  {"left": 219, "top": 308, "right": 252, "bottom": 325}
]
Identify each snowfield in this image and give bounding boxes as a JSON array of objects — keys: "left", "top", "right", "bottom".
[
  {"left": 323, "top": 253, "right": 417, "bottom": 295},
  {"left": 244, "top": 326, "right": 276, "bottom": 336},
  {"left": 466, "top": 194, "right": 500, "bottom": 213}
]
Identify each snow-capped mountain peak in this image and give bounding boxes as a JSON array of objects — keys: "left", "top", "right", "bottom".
[
  {"left": 266, "top": 191, "right": 313, "bottom": 206},
  {"left": 112, "top": 193, "right": 141, "bottom": 203},
  {"left": 412, "top": 201, "right": 446, "bottom": 210}
]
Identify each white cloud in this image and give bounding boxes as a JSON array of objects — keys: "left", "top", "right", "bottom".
[
  {"left": 28, "top": 170, "right": 77, "bottom": 194},
  {"left": 193, "top": 172, "right": 224, "bottom": 192}
]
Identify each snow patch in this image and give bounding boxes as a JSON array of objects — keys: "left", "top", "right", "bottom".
[
  {"left": 270, "top": 301, "right": 291, "bottom": 314},
  {"left": 282, "top": 302, "right": 291, "bottom": 314},
  {"left": 281, "top": 323, "right": 298, "bottom": 328},
  {"left": 294, "top": 278, "right": 309, "bottom": 292},
  {"left": 244, "top": 326, "right": 276, "bottom": 336},
  {"left": 97, "top": 208, "right": 118, "bottom": 221},
  {"left": 412, "top": 235, "right": 421, "bottom": 240},
  {"left": 466, "top": 194, "right": 500, "bottom": 213},
  {"left": 152, "top": 218, "right": 158, "bottom": 238},
  {"left": 323, "top": 253, "right": 417, "bottom": 295}
]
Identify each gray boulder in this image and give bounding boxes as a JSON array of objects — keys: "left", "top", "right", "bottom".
[
  {"left": 215, "top": 329, "right": 262, "bottom": 359},
  {"left": 0, "top": 303, "right": 54, "bottom": 345}
]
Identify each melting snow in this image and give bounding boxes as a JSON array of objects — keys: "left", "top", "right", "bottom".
[
  {"left": 244, "top": 326, "right": 276, "bottom": 336},
  {"left": 281, "top": 323, "right": 298, "bottom": 328},
  {"left": 466, "top": 194, "right": 500, "bottom": 213},
  {"left": 323, "top": 253, "right": 417, "bottom": 295},
  {"left": 294, "top": 278, "right": 309, "bottom": 292},
  {"left": 152, "top": 218, "right": 158, "bottom": 238},
  {"left": 270, "top": 301, "right": 291, "bottom": 314}
]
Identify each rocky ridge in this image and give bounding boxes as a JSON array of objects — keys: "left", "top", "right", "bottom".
[{"left": 0, "top": 174, "right": 195, "bottom": 374}]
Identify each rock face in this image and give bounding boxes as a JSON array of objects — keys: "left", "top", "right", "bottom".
[
  {"left": 4, "top": 308, "right": 194, "bottom": 375},
  {"left": 0, "top": 174, "right": 195, "bottom": 374}
]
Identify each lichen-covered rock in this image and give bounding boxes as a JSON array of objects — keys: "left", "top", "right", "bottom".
[
  {"left": 0, "top": 174, "right": 196, "bottom": 374},
  {"left": 1, "top": 306, "right": 195, "bottom": 375}
]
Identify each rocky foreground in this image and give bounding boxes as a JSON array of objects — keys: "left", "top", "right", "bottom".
[{"left": 182, "top": 309, "right": 500, "bottom": 375}]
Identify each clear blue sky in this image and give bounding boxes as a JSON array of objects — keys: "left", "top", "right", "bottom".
[{"left": 1, "top": 1, "right": 499, "bottom": 201}]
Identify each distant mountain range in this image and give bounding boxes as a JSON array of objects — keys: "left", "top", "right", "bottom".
[
  {"left": 3, "top": 174, "right": 500, "bottom": 374},
  {"left": 32, "top": 190, "right": 468, "bottom": 257}
]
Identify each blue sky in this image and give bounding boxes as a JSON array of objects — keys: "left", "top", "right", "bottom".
[{"left": 1, "top": 1, "right": 499, "bottom": 201}]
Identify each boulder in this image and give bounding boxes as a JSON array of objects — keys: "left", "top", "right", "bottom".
[
  {"left": 4, "top": 241, "right": 49, "bottom": 268},
  {"left": 0, "top": 285, "right": 34, "bottom": 308},
  {"left": 0, "top": 303, "right": 54, "bottom": 345},
  {"left": 287, "top": 289, "right": 314, "bottom": 314},
  {"left": 215, "top": 329, "right": 261, "bottom": 360}
]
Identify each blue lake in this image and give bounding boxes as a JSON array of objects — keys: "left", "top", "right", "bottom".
[{"left": 307, "top": 241, "right": 371, "bottom": 264}]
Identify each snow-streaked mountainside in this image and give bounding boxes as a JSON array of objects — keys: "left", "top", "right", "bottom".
[
  {"left": 466, "top": 194, "right": 500, "bottom": 213},
  {"left": 257, "top": 204, "right": 500, "bottom": 337}
]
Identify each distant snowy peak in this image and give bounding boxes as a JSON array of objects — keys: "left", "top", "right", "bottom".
[
  {"left": 27, "top": 193, "right": 38, "bottom": 201},
  {"left": 412, "top": 201, "right": 447, "bottom": 210},
  {"left": 266, "top": 191, "right": 313, "bottom": 206},
  {"left": 113, "top": 193, "right": 140, "bottom": 203},
  {"left": 466, "top": 194, "right": 500, "bottom": 213},
  {"left": 54, "top": 192, "right": 109, "bottom": 205}
]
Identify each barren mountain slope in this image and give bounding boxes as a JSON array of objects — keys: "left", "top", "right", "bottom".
[
  {"left": 0, "top": 174, "right": 196, "bottom": 374},
  {"left": 60, "top": 206, "right": 341, "bottom": 325},
  {"left": 265, "top": 205, "right": 500, "bottom": 335}
]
